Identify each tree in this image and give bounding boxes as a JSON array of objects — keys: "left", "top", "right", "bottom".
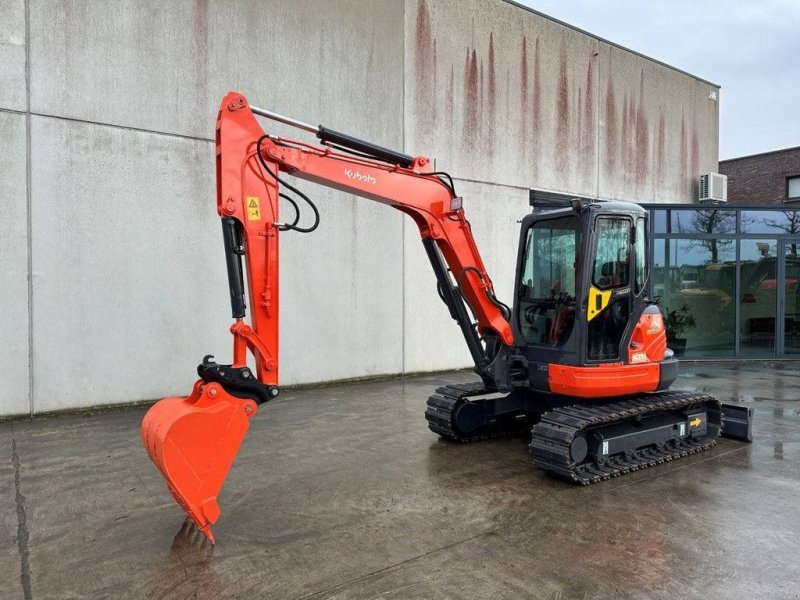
[{"left": 683, "top": 209, "right": 734, "bottom": 263}]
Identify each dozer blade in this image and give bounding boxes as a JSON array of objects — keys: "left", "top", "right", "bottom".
[{"left": 141, "top": 379, "right": 257, "bottom": 543}]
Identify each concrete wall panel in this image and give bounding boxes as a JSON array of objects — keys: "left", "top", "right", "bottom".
[
  {"left": 0, "top": 112, "right": 29, "bottom": 416},
  {"left": 279, "top": 186, "right": 404, "bottom": 385},
  {"left": 403, "top": 179, "right": 527, "bottom": 373},
  {"left": 0, "top": 0, "right": 26, "bottom": 111},
  {"left": 30, "top": 116, "right": 227, "bottom": 411},
  {"left": 597, "top": 44, "right": 719, "bottom": 204},
  {"left": 30, "top": 0, "right": 404, "bottom": 147}
]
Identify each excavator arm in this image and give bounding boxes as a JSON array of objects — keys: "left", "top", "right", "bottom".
[
  {"left": 142, "top": 92, "right": 514, "bottom": 542},
  {"left": 216, "top": 91, "right": 512, "bottom": 386}
]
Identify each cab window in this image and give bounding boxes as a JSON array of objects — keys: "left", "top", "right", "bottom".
[
  {"left": 593, "top": 218, "right": 630, "bottom": 289},
  {"left": 518, "top": 216, "right": 580, "bottom": 346}
]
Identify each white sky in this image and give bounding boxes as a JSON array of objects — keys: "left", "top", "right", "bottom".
[{"left": 517, "top": 0, "right": 800, "bottom": 159}]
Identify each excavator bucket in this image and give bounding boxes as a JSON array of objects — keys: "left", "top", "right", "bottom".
[{"left": 141, "top": 380, "right": 257, "bottom": 543}]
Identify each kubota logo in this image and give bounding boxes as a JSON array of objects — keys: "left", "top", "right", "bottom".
[{"left": 345, "top": 168, "right": 376, "bottom": 185}]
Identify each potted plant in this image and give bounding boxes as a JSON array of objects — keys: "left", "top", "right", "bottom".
[{"left": 664, "top": 304, "right": 696, "bottom": 356}]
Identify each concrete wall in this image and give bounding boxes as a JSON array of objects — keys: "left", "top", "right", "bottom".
[
  {"left": 407, "top": 0, "right": 719, "bottom": 202},
  {"left": 0, "top": 0, "right": 719, "bottom": 415}
]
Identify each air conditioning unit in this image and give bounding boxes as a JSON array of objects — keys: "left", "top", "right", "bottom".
[{"left": 699, "top": 173, "right": 728, "bottom": 202}]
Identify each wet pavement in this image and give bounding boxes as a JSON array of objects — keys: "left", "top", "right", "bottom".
[{"left": 4, "top": 363, "right": 800, "bottom": 599}]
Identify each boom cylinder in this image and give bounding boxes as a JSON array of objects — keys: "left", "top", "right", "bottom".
[{"left": 221, "top": 217, "right": 247, "bottom": 319}]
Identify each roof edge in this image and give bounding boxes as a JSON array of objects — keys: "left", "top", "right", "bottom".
[
  {"left": 720, "top": 145, "right": 800, "bottom": 163},
  {"left": 503, "top": 0, "right": 720, "bottom": 89}
]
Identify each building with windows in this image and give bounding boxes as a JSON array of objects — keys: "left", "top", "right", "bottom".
[{"left": 719, "top": 146, "right": 800, "bottom": 205}]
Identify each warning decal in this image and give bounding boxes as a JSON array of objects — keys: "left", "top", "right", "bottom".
[{"left": 246, "top": 196, "right": 261, "bottom": 220}]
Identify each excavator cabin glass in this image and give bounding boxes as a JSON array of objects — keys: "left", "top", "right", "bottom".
[
  {"left": 589, "top": 217, "right": 632, "bottom": 360},
  {"left": 518, "top": 216, "right": 580, "bottom": 347}
]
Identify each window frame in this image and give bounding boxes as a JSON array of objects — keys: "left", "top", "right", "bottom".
[{"left": 787, "top": 176, "right": 800, "bottom": 202}]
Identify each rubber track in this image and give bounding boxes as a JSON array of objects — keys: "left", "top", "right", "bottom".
[
  {"left": 425, "top": 383, "right": 530, "bottom": 442},
  {"left": 530, "top": 391, "right": 722, "bottom": 485}
]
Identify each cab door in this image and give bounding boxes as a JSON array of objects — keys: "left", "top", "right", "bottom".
[{"left": 587, "top": 216, "right": 633, "bottom": 361}]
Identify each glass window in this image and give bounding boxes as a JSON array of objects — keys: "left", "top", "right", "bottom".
[
  {"left": 652, "top": 210, "right": 667, "bottom": 233},
  {"left": 788, "top": 177, "right": 800, "bottom": 200},
  {"left": 670, "top": 209, "right": 735, "bottom": 234},
  {"left": 784, "top": 243, "right": 800, "bottom": 353},
  {"left": 518, "top": 216, "right": 580, "bottom": 346},
  {"left": 635, "top": 218, "right": 646, "bottom": 294},
  {"left": 593, "top": 218, "right": 630, "bottom": 290},
  {"left": 740, "top": 239, "right": 778, "bottom": 357},
  {"left": 653, "top": 238, "right": 735, "bottom": 358},
  {"left": 741, "top": 210, "right": 800, "bottom": 234}
]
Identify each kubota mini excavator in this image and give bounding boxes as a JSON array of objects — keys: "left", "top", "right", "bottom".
[{"left": 142, "top": 92, "right": 753, "bottom": 543}]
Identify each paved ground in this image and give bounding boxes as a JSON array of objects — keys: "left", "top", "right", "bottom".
[{"left": 3, "top": 363, "right": 800, "bottom": 599}]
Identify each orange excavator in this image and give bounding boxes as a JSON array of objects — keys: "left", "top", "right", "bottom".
[{"left": 142, "top": 92, "right": 753, "bottom": 543}]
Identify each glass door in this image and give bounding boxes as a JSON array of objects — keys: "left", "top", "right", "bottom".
[
  {"left": 779, "top": 239, "right": 800, "bottom": 355},
  {"left": 739, "top": 239, "right": 778, "bottom": 357}
]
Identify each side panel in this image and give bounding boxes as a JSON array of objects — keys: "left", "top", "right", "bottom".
[{"left": 548, "top": 362, "right": 660, "bottom": 398}]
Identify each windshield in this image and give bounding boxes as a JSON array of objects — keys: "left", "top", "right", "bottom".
[{"left": 518, "top": 216, "right": 580, "bottom": 346}]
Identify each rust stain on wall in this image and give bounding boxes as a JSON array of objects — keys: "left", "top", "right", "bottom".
[
  {"left": 479, "top": 59, "right": 484, "bottom": 133},
  {"left": 487, "top": 32, "right": 496, "bottom": 143},
  {"left": 432, "top": 39, "right": 438, "bottom": 123},
  {"left": 414, "top": 0, "right": 435, "bottom": 141},
  {"left": 626, "top": 93, "right": 636, "bottom": 183},
  {"left": 605, "top": 77, "right": 617, "bottom": 175},
  {"left": 690, "top": 128, "right": 700, "bottom": 196},
  {"left": 635, "top": 70, "right": 649, "bottom": 188},
  {"left": 679, "top": 111, "right": 688, "bottom": 187},
  {"left": 656, "top": 111, "right": 666, "bottom": 185},
  {"left": 620, "top": 93, "right": 629, "bottom": 179},
  {"left": 519, "top": 35, "right": 529, "bottom": 154},
  {"left": 462, "top": 48, "right": 479, "bottom": 153},
  {"left": 532, "top": 36, "right": 542, "bottom": 144},
  {"left": 577, "top": 86, "right": 583, "bottom": 177},
  {"left": 582, "top": 57, "right": 595, "bottom": 185},
  {"left": 446, "top": 64, "right": 454, "bottom": 153},
  {"left": 556, "top": 39, "right": 570, "bottom": 170},
  {"left": 445, "top": 64, "right": 455, "bottom": 155}
]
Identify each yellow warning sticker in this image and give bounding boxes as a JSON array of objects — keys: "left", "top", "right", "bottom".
[{"left": 246, "top": 196, "right": 261, "bottom": 221}]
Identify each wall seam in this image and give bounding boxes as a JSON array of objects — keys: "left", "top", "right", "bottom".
[
  {"left": 24, "top": 0, "right": 33, "bottom": 417},
  {"left": 0, "top": 107, "right": 215, "bottom": 144},
  {"left": 401, "top": 0, "right": 406, "bottom": 376}
]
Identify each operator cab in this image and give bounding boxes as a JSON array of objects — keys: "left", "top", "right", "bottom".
[{"left": 512, "top": 200, "right": 651, "bottom": 387}]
